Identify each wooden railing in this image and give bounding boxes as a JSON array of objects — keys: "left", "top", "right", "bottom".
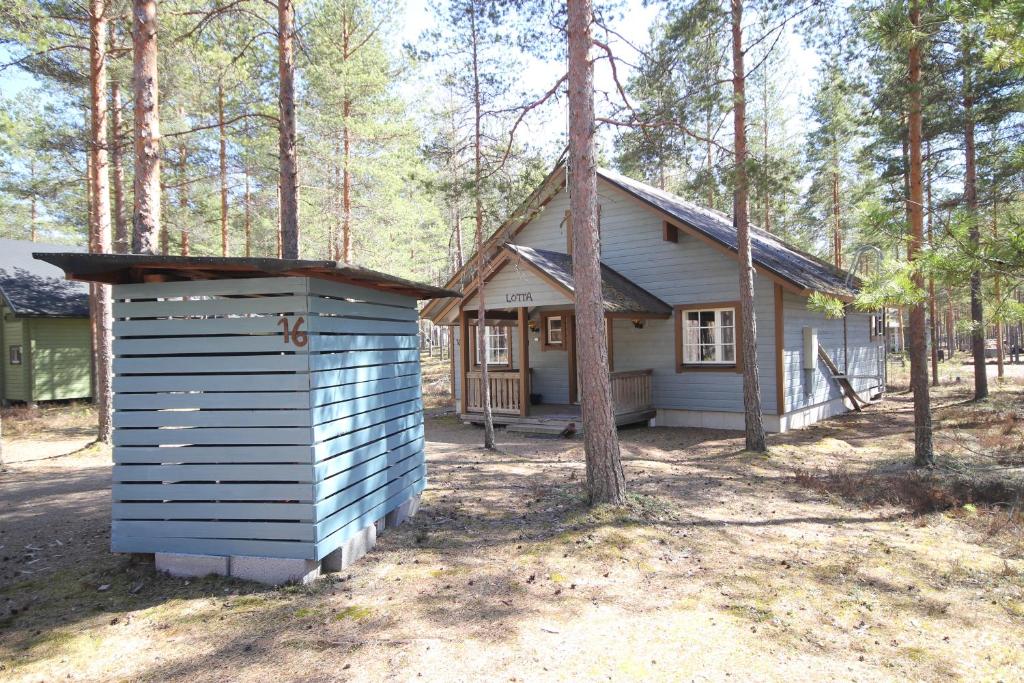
[
  {"left": 610, "top": 369, "right": 653, "bottom": 414},
  {"left": 466, "top": 370, "right": 522, "bottom": 415}
]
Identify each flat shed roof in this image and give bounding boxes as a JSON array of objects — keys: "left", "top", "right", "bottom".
[{"left": 33, "top": 253, "right": 461, "bottom": 300}]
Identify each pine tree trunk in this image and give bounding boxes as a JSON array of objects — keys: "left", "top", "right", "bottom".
[
  {"left": 131, "top": 0, "right": 160, "bottom": 254},
  {"left": 244, "top": 166, "right": 252, "bottom": 257},
  {"left": 994, "top": 203, "right": 1004, "bottom": 378},
  {"left": 945, "top": 291, "right": 955, "bottom": 358},
  {"left": 89, "top": 0, "right": 113, "bottom": 444},
  {"left": 469, "top": 5, "right": 495, "bottom": 450},
  {"left": 927, "top": 140, "right": 938, "bottom": 386},
  {"left": 219, "top": 82, "right": 229, "bottom": 256},
  {"left": 342, "top": 97, "right": 352, "bottom": 263},
  {"left": 730, "top": 0, "right": 766, "bottom": 453},
  {"left": 178, "top": 136, "right": 190, "bottom": 255},
  {"left": 278, "top": 0, "right": 299, "bottom": 259},
  {"left": 832, "top": 171, "right": 842, "bottom": 268},
  {"left": 29, "top": 160, "right": 37, "bottom": 241},
  {"left": 111, "top": 79, "right": 127, "bottom": 253},
  {"left": 963, "top": 33, "right": 987, "bottom": 400},
  {"left": 907, "top": 0, "right": 934, "bottom": 466},
  {"left": 568, "top": 0, "right": 626, "bottom": 504},
  {"left": 453, "top": 210, "right": 463, "bottom": 270}
]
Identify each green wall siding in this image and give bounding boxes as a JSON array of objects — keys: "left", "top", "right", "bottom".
[
  {"left": 3, "top": 307, "right": 27, "bottom": 401},
  {"left": 31, "top": 318, "right": 93, "bottom": 401}
]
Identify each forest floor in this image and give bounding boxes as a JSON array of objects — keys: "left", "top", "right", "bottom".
[{"left": 1, "top": 358, "right": 1023, "bottom": 682}]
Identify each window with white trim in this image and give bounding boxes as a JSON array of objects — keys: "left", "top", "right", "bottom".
[
  {"left": 546, "top": 315, "right": 563, "bottom": 346},
  {"left": 474, "top": 325, "right": 510, "bottom": 366},
  {"left": 8, "top": 345, "right": 21, "bottom": 365},
  {"left": 682, "top": 307, "right": 736, "bottom": 365}
]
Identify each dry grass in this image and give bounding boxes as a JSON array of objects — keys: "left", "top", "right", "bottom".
[
  {"left": 419, "top": 353, "right": 453, "bottom": 412},
  {"left": 1, "top": 401, "right": 96, "bottom": 440},
  {"left": 2, "top": 371, "right": 1024, "bottom": 681}
]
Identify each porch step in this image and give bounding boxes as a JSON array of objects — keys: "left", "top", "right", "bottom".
[{"left": 505, "top": 421, "right": 581, "bottom": 437}]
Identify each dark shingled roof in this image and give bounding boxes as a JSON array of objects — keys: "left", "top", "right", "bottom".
[
  {"left": 0, "top": 239, "right": 89, "bottom": 317},
  {"left": 505, "top": 244, "right": 672, "bottom": 316},
  {"left": 33, "top": 252, "right": 460, "bottom": 300},
  {"left": 598, "top": 168, "right": 859, "bottom": 299}
]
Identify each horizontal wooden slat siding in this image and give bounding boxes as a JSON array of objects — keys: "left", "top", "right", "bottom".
[
  {"left": 112, "top": 276, "right": 309, "bottom": 300},
  {"left": 311, "top": 397, "right": 422, "bottom": 443},
  {"left": 112, "top": 463, "right": 313, "bottom": 482},
  {"left": 307, "top": 278, "right": 416, "bottom": 308},
  {"left": 108, "top": 277, "right": 426, "bottom": 562},
  {"left": 114, "top": 295, "right": 308, "bottom": 319},
  {"left": 312, "top": 386, "right": 421, "bottom": 426},
  {"left": 314, "top": 477, "right": 426, "bottom": 560},
  {"left": 113, "top": 335, "right": 301, "bottom": 356},
  {"left": 308, "top": 298, "right": 419, "bottom": 321},
  {"left": 113, "top": 482, "right": 314, "bottom": 501},
  {"left": 114, "top": 391, "right": 310, "bottom": 410},
  {"left": 113, "top": 520, "right": 313, "bottom": 542},
  {"left": 113, "top": 408, "right": 311, "bottom": 428},
  {"left": 113, "top": 501, "right": 314, "bottom": 521},
  {"left": 311, "top": 372, "right": 419, "bottom": 406},
  {"left": 111, "top": 536, "right": 316, "bottom": 560},
  {"left": 114, "top": 354, "right": 309, "bottom": 375},
  {"left": 114, "top": 426, "right": 313, "bottom": 446},
  {"left": 313, "top": 413, "right": 423, "bottom": 462},
  {"left": 114, "top": 445, "right": 314, "bottom": 464},
  {"left": 309, "top": 349, "right": 419, "bottom": 373},
  {"left": 114, "top": 373, "right": 310, "bottom": 393}
]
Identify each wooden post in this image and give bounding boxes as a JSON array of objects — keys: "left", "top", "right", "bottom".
[
  {"left": 518, "top": 307, "right": 529, "bottom": 416},
  {"left": 458, "top": 308, "right": 469, "bottom": 416}
]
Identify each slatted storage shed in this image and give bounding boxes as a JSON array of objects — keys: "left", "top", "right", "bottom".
[{"left": 36, "top": 253, "right": 458, "bottom": 584}]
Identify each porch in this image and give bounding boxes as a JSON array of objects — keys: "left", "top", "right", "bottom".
[{"left": 460, "top": 369, "right": 656, "bottom": 432}]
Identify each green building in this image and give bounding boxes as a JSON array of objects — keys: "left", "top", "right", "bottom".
[{"left": 0, "top": 239, "right": 92, "bottom": 405}]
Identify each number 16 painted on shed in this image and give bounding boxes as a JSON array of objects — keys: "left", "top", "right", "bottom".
[{"left": 277, "top": 316, "right": 308, "bottom": 347}]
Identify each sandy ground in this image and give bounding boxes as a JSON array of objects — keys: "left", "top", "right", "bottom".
[{"left": 0, "top": 366, "right": 1022, "bottom": 682}]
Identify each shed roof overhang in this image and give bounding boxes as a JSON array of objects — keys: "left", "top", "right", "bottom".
[{"left": 33, "top": 253, "right": 461, "bottom": 300}]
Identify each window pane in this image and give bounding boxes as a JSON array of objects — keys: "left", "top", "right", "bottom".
[
  {"left": 721, "top": 344, "right": 735, "bottom": 362},
  {"left": 700, "top": 344, "right": 716, "bottom": 361},
  {"left": 721, "top": 326, "right": 734, "bottom": 345},
  {"left": 720, "top": 309, "right": 734, "bottom": 327},
  {"left": 699, "top": 311, "right": 715, "bottom": 325}
]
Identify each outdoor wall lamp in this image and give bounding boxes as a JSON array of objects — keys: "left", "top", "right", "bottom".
[{"left": 632, "top": 319, "right": 644, "bottom": 329}]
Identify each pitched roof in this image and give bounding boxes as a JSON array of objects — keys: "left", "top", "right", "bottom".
[
  {"left": 597, "top": 168, "right": 859, "bottom": 299},
  {"left": 0, "top": 239, "right": 89, "bottom": 317},
  {"left": 33, "top": 253, "right": 461, "bottom": 300},
  {"left": 505, "top": 244, "right": 672, "bottom": 316}
]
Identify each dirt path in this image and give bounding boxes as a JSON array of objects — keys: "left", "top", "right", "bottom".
[{"left": 1, "top": 393, "right": 1022, "bottom": 682}]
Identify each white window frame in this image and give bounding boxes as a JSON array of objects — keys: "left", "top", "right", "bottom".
[
  {"left": 474, "top": 324, "right": 510, "bottom": 367},
  {"left": 546, "top": 315, "right": 563, "bottom": 346},
  {"left": 8, "top": 344, "right": 22, "bottom": 365},
  {"left": 682, "top": 307, "right": 736, "bottom": 366}
]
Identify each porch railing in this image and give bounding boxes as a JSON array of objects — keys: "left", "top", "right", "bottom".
[
  {"left": 466, "top": 370, "right": 522, "bottom": 415},
  {"left": 610, "top": 369, "right": 653, "bottom": 414}
]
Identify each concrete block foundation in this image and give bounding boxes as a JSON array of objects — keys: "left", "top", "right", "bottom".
[
  {"left": 385, "top": 493, "right": 421, "bottom": 529},
  {"left": 230, "top": 556, "right": 321, "bottom": 585},
  {"left": 322, "top": 522, "right": 377, "bottom": 572},
  {"left": 156, "top": 552, "right": 229, "bottom": 578}
]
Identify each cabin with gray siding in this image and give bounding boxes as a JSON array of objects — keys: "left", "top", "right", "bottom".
[
  {"left": 38, "top": 253, "right": 456, "bottom": 584},
  {"left": 424, "top": 165, "right": 885, "bottom": 433}
]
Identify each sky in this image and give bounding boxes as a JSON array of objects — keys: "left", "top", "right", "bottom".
[{"left": 0, "top": 0, "right": 823, "bottom": 167}]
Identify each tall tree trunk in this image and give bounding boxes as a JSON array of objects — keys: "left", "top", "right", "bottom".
[
  {"left": 994, "top": 201, "right": 1004, "bottom": 378},
  {"left": 111, "top": 79, "right": 127, "bottom": 253},
  {"left": 278, "top": 0, "right": 299, "bottom": 259},
  {"left": 89, "top": 0, "right": 113, "bottom": 444},
  {"left": 178, "top": 140, "right": 190, "bottom": 255},
  {"left": 342, "top": 97, "right": 352, "bottom": 263},
  {"left": 907, "top": 0, "right": 934, "bottom": 466},
  {"left": 244, "top": 165, "right": 252, "bottom": 257},
  {"left": 453, "top": 209, "right": 463, "bottom": 270},
  {"left": 218, "top": 82, "right": 229, "bottom": 256},
  {"left": 832, "top": 171, "right": 842, "bottom": 268},
  {"left": 945, "top": 290, "right": 955, "bottom": 358},
  {"left": 730, "top": 0, "right": 766, "bottom": 453},
  {"left": 469, "top": 6, "right": 495, "bottom": 450},
  {"left": 131, "top": 0, "right": 159, "bottom": 254},
  {"left": 963, "top": 33, "right": 987, "bottom": 399},
  {"left": 568, "top": 0, "right": 626, "bottom": 504},
  {"left": 29, "top": 160, "right": 37, "bottom": 241},
  {"left": 927, "top": 141, "right": 938, "bottom": 386}
]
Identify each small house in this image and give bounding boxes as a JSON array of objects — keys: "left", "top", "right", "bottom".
[
  {"left": 0, "top": 239, "right": 92, "bottom": 405},
  {"left": 422, "top": 165, "right": 885, "bottom": 433},
  {"left": 37, "top": 253, "right": 457, "bottom": 585}
]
